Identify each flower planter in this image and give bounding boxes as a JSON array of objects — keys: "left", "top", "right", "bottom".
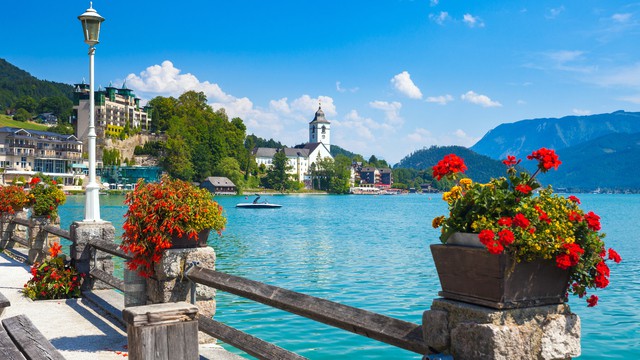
[
  {"left": 170, "top": 229, "right": 211, "bottom": 249},
  {"left": 431, "top": 234, "right": 571, "bottom": 309}
]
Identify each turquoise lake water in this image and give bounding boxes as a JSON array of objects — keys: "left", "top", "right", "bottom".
[{"left": 58, "top": 194, "right": 640, "bottom": 359}]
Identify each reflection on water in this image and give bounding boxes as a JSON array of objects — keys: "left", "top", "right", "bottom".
[{"left": 58, "top": 194, "right": 640, "bottom": 359}]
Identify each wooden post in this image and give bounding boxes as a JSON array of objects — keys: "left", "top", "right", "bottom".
[{"left": 123, "top": 302, "right": 199, "bottom": 360}]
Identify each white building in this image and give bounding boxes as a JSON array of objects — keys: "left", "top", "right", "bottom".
[
  {"left": 254, "top": 106, "right": 333, "bottom": 184},
  {"left": 73, "top": 81, "right": 152, "bottom": 149},
  {"left": 0, "top": 127, "right": 85, "bottom": 186}
]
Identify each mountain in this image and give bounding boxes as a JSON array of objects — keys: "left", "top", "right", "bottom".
[
  {"left": 536, "top": 132, "right": 640, "bottom": 191},
  {"left": 395, "top": 145, "right": 507, "bottom": 183},
  {"left": 471, "top": 111, "right": 640, "bottom": 160},
  {"left": 0, "top": 58, "right": 74, "bottom": 110}
]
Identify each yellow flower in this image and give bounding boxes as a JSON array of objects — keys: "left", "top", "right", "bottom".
[
  {"left": 442, "top": 192, "right": 452, "bottom": 202},
  {"left": 459, "top": 178, "right": 472, "bottom": 189},
  {"left": 432, "top": 216, "right": 445, "bottom": 228}
]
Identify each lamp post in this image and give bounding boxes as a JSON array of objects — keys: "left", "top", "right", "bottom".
[{"left": 78, "top": 2, "right": 104, "bottom": 221}]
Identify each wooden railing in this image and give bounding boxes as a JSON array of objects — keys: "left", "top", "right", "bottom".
[
  {"left": 2, "top": 214, "right": 430, "bottom": 359},
  {"left": 186, "top": 266, "right": 428, "bottom": 358}
]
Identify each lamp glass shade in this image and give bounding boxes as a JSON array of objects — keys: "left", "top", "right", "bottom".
[{"left": 78, "top": 6, "right": 105, "bottom": 46}]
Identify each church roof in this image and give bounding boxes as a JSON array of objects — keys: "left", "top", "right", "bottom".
[
  {"left": 309, "top": 106, "right": 330, "bottom": 124},
  {"left": 254, "top": 147, "right": 310, "bottom": 158}
]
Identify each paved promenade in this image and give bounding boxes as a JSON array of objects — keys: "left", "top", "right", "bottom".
[{"left": 0, "top": 250, "right": 243, "bottom": 360}]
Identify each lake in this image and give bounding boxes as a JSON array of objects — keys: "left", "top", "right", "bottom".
[{"left": 58, "top": 193, "right": 640, "bottom": 359}]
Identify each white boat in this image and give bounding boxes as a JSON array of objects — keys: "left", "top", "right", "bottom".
[{"left": 236, "top": 195, "right": 282, "bottom": 209}]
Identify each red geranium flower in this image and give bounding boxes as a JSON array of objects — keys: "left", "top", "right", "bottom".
[
  {"left": 497, "top": 217, "right": 512, "bottom": 227},
  {"left": 515, "top": 184, "right": 532, "bottom": 195},
  {"left": 608, "top": 249, "right": 622, "bottom": 263},
  {"left": 513, "top": 213, "right": 530, "bottom": 229},
  {"left": 432, "top": 154, "right": 467, "bottom": 181},
  {"left": 568, "top": 211, "right": 582, "bottom": 222},
  {"left": 478, "top": 229, "right": 495, "bottom": 246},
  {"left": 594, "top": 274, "right": 609, "bottom": 289},
  {"left": 527, "top": 147, "right": 562, "bottom": 172},
  {"left": 497, "top": 229, "right": 515, "bottom": 246},
  {"left": 502, "top": 155, "right": 520, "bottom": 166},
  {"left": 587, "top": 295, "right": 598, "bottom": 307},
  {"left": 568, "top": 195, "right": 581, "bottom": 204},
  {"left": 584, "top": 211, "right": 601, "bottom": 231}
]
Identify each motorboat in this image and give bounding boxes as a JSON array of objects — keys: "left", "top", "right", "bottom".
[{"left": 236, "top": 195, "right": 282, "bottom": 209}]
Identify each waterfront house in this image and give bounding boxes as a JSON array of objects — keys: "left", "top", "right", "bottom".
[
  {"left": 201, "top": 176, "right": 237, "bottom": 195},
  {"left": 0, "top": 127, "right": 85, "bottom": 186}
]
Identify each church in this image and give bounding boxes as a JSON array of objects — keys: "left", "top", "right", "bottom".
[{"left": 254, "top": 105, "right": 333, "bottom": 186}]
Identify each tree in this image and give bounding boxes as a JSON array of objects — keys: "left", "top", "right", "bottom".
[
  {"left": 147, "top": 96, "right": 178, "bottom": 132},
  {"left": 48, "top": 123, "right": 74, "bottom": 135},
  {"left": 102, "top": 148, "right": 121, "bottom": 166},
  {"left": 214, "top": 157, "right": 244, "bottom": 192},
  {"left": 265, "top": 150, "right": 291, "bottom": 192},
  {"left": 13, "top": 96, "right": 37, "bottom": 113},
  {"left": 38, "top": 96, "right": 73, "bottom": 121},
  {"left": 13, "top": 108, "right": 31, "bottom": 122},
  {"left": 161, "top": 135, "right": 194, "bottom": 180}
]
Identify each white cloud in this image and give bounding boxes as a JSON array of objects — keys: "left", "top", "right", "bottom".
[
  {"left": 546, "top": 6, "right": 565, "bottom": 19},
  {"left": 452, "top": 129, "right": 480, "bottom": 147},
  {"left": 430, "top": 0, "right": 439, "bottom": 6},
  {"left": 611, "top": 13, "right": 632, "bottom": 23},
  {"left": 125, "top": 60, "right": 235, "bottom": 103},
  {"left": 517, "top": 99, "right": 527, "bottom": 105},
  {"left": 463, "top": 14, "right": 485, "bottom": 28},
  {"left": 592, "top": 63, "right": 640, "bottom": 87},
  {"left": 618, "top": 95, "right": 640, "bottom": 104},
  {"left": 269, "top": 98, "right": 291, "bottom": 114},
  {"left": 291, "top": 95, "right": 336, "bottom": 118},
  {"left": 460, "top": 91, "right": 502, "bottom": 107},
  {"left": 546, "top": 50, "right": 584, "bottom": 63},
  {"left": 336, "top": 81, "right": 359, "bottom": 93},
  {"left": 391, "top": 71, "right": 423, "bottom": 99},
  {"left": 369, "top": 100, "right": 403, "bottom": 124},
  {"left": 572, "top": 109, "right": 591, "bottom": 116},
  {"left": 407, "top": 128, "right": 434, "bottom": 143},
  {"left": 426, "top": 94, "right": 453, "bottom": 105},
  {"left": 429, "top": 11, "right": 450, "bottom": 25}
]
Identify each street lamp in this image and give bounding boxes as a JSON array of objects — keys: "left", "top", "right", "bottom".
[{"left": 78, "top": 2, "right": 104, "bottom": 221}]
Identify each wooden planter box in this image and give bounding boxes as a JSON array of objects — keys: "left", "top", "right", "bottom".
[
  {"left": 430, "top": 243, "right": 570, "bottom": 309},
  {"left": 170, "top": 229, "right": 210, "bottom": 248}
]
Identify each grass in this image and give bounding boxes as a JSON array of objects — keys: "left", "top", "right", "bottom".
[{"left": 0, "top": 115, "right": 49, "bottom": 131}]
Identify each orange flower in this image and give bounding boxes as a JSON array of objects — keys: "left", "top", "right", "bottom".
[{"left": 48, "top": 242, "right": 62, "bottom": 258}]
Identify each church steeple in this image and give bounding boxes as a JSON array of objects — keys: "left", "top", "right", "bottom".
[{"left": 309, "top": 102, "right": 330, "bottom": 151}]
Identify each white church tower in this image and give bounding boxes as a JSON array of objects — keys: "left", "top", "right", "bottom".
[{"left": 309, "top": 104, "right": 331, "bottom": 152}]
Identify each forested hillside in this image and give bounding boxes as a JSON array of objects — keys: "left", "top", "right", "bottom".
[
  {"left": 395, "top": 145, "right": 507, "bottom": 184},
  {"left": 536, "top": 132, "right": 640, "bottom": 191},
  {"left": 0, "top": 59, "right": 74, "bottom": 111}
]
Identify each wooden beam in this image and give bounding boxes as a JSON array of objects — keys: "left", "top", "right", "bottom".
[
  {"left": 2, "top": 314, "right": 65, "bottom": 360},
  {"left": 10, "top": 218, "right": 29, "bottom": 227},
  {"left": 187, "top": 267, "right": 428, "bottom": 354},
  {"left": 90, "top": 268, "right": 125, "bottom": 292},
  {"left": 197, "top": 315, "right": 307, "bottom": 360},
  {"left": 88, "top": 238, "right": 132, "bottom": 260},
  {"left": 9, "top": 235, "right": 28, "bottom": 247},
  {"left": 42, "top": 225, "right": 71, "bottom": 241},
  {"left": 0, "top": 326, "right": 26, "bottom": 360}
]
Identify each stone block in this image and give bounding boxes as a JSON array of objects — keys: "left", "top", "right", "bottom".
[
  {"left": 540, "top": 313, "right": 581, "bottom": 359},
  {"left": 423, "top": 309, "right": 450, "bottom": 352},
  {"left": 423, "top": 298, "right": 581, "bottom": 360}
]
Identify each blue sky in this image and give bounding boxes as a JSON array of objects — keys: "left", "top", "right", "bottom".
[{"left": 3, "top": 1, "right": 640, "bottom": 163}]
